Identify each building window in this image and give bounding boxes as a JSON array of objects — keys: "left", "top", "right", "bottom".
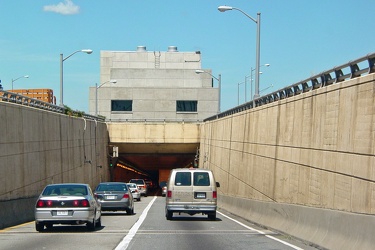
[
  {"left": 111, "top": 100, "right": 132, "bottom": 112},
  {"left": 176, "top": 100, "right": 197, "bottom": 112}
]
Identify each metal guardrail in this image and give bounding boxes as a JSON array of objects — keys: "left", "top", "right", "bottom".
[
  {"left": 0, "top": 90, "right": 105, "bottom": 122},
  {"left": 204, "top": 52, "right": 375, "bottom": 122},
  {"left": 107, "top": 118, "right": 203, "bottom": 123}
]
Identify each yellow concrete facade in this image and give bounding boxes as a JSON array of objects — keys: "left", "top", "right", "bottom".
[
  {"left": 199, "top": 74, "right": 375, "bottom": 249},
  {"left": 200, "top": 73, "right": 375, "bottom": 214}
]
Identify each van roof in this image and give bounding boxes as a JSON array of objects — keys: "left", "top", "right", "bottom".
[{"left": 172, "top": 168, "right": 212, "bottom": 171}]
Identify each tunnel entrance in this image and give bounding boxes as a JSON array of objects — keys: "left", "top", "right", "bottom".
[
  {"left": 111, "top": 142, "right": 199, "bottom": 190},
  {"left": 107, "top": 122, "right": 201, "bottom": 191}
]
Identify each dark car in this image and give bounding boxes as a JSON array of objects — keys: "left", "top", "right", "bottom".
[
  {"left": 34, "top": 183, "right": 102, "bottom": 232},
  {"left": 94, "top": 182, "right": 134, "bottom": 215}
]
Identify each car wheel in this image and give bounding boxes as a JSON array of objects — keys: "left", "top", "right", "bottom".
[
  {"left": 126, "top": 208, "right": 133, "bottom": 215},
  {"left": 87, "top": 218, "right": 96, "bottom": 231},
  {"left": 166, "top": 210, "right": 173, "bottom": 220},
  {"left": 208, "top": 212, "right": 216, "bottom": 221},
  {"left": 137, "top": 197, "right": 141, "bottom": 201},
  {"left": 96, "top": 216, "right": 102, "bottom": 227},
  {"left": 35, "top": 222, "right": 44, "bottom": 232},
  {"left": 46, "top": 223, "right": 53, "bottom": 230}
]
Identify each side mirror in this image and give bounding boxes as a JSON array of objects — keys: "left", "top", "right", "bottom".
[{"left": 216, "top": 182, "right": 220, "bottom": 188}]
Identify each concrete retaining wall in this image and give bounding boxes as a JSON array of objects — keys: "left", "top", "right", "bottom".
[
  {"left": 0, "top": 102, "right": 109, "bottom": 229},
  {"left": 219, "top": 195, "right": 375, "bottom": 250},
  {"left": 200, "top": 73, "right": 375, "bottom": 249}
]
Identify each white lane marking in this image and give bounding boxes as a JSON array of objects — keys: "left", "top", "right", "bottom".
[
  {"left": 115, "top": 196, "right": 157, "bottom": 250},
  {"left": 217, "top": 211, "right": 304, "bottom": 250}
]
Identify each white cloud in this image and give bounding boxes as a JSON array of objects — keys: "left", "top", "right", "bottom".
[{"left": 43, "top": 0, "right": 80, "bottom": 15}]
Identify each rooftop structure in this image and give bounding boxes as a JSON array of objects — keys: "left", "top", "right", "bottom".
[{"left": 90, "top": 46, "right": 219, "bottom": 121}]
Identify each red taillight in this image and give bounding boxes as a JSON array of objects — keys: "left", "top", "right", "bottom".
[
  {"left": 36, "top": 200, "right": 53, "bottom": 207},
  {"left": 36, "top": 200, "right": 44, "bottom": 207},
  {"left": 167, "top": 190, "right": 172, "bottom": 198},
  {"left": 81, "top": 199, "right": 89, "bottom": 207},
  {"left": 123, "top": 193, "right": 130, "bottom": 199},
  {"left": 73, "top": 199, "right": 90, "bottom": 207},
  {"left": 213, "top": 191, "right": 217, "bottom": 199}
]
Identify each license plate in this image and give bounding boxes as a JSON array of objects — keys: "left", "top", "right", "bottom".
[
  {"left": 106, "top": 195, "right": 116, "bottom": 200},
  {"left": 57, "top": 211, "right": 68, "bottom": 216},
  {"left": 195, "top": 192, "right": 206, "bottom": 199}
]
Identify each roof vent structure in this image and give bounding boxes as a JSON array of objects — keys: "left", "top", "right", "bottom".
[
  {"left": 167, "top": 46, "right": 178, "bottom": 52},
  {"left": 137, "top": 46, "right": 147, "bottom": 52}
]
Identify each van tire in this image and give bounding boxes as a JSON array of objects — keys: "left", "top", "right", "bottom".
[
  {"left": 208, "top": 212, "right": 216, "bottom": 221},
  {"left": 166, "top": 210, "right": 173, "bottom": 220}
]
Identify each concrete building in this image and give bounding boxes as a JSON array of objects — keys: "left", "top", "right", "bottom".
[{"left": 89, "top": 46, "right": 219, "bottom": 121}]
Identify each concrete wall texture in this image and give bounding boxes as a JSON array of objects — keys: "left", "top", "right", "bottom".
[
  {"left": 199, "top": 73, "right": 375, "bottom": 250},
  {"left": 0, "top": 102, "right": 109, "bottom": 228},
  {"left": 2, "top": 72, "right": 375, "bottom": 249}
]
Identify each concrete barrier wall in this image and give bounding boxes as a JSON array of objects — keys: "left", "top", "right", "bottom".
[
  {"left": 199, "top": 74, "right": 375, "bottom": 249},
  {"left": 0, "top": 102, "right": 109, "bottom": 229}
]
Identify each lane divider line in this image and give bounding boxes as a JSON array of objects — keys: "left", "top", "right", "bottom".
[
  {"left": 217, "top": 211, "right": 304, "bottom": 250},
  {"left": 115, "top": 196, "right": 157, "bottom": 250}
]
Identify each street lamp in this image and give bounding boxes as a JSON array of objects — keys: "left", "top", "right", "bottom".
[
  {"left": 60, "top": 49, "right": 93, "bottom": 107},
  {"left": 218, "top": 5, "right": 262, "bottom": 99},
  {"left": 249, "top": 63, "right": 270, "bottom": 100},
  {"left": 237, "top": 81, "right": 245, "bottom": 105},
  {"left": 195, "top": 69, "right": 221, "bottom": 113},
  {"left": 95, "top": 80, "right": 117, "bottom": 116},
  {"left": 12, "top": 75, "right": 29, "bottom": 90}
]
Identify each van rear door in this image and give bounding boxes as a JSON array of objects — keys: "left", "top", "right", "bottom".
[
  {"left": 193, "top": 171, "right": 215, "bottom": 203},
  {"left": 171, "top": 171, "right": 194, "bottom": 203}
]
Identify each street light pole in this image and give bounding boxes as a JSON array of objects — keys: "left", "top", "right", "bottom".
[
  {"left": 195, "top": 70, "right": 221, "bottom": 113},
  {"left": 95, "top": 80, "right": 117, "bottom": 116},
  {"left": 12, "top": 75, "right": 29, "bottom": 90},
  {"left": 60, "top": 49, "right": 93, "bottom": 107},
  {"left": 237, "top": 81, "right": 245, "bottom": 105},
  {"left": 218, "top": 5, "right": 261, "bottom": 99},
  {"left": 249, "top": 63, "right": 270, "bottom": 100}
]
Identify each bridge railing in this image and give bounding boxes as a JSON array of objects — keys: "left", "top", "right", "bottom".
[
  {"left": 107, "top": 118, "right": 202, "bottom": 123},
  {"left": 204, "top": 52, "right": 375, "bottom": 122},
  {"left": 0, "top": 91, "right": 105, "bottom": 122}
]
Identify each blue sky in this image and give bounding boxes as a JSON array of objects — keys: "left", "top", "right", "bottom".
[{"left": 1, "top": 0, "right": 374, "bottom": 113}]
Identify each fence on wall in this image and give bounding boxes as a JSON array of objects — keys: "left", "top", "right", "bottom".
[{"left": 205, "top": 52, "right": 375, "bottom": 122}]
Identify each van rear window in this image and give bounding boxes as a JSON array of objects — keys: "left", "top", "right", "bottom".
[
  {"left": 194, "top": 172, "right": 210, "bottom": 186},
  {"left": 175, "top": 172, "right": 191, "bottom": 186}
]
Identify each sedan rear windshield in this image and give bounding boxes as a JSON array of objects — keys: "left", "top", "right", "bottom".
[
  {"left": 42, "top": 185, "right": 88, "bottom": 196},
  {"left": 96, "top": 184, "right": 128, "bottom": 192},
  {"left": 130, "top": 180, "right": 145, "bottom": 185}
]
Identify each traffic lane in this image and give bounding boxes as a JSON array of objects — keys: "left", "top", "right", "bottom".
[
  {"left": 0, "top": 197, "right": 153, "bottom": 250},
  {"left": 125, "top": 197, "right": 317, "bottom": 250}
]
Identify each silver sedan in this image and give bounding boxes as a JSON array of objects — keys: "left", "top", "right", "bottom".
[
  {"left": 94, "top": 182, "right": 134, "bottom": 215},
  {"left": 126, "top": 183, "right": 141, "bottom": 201},
  {"left": 34, "top": 183, "right": 102, "bottom": 232}
]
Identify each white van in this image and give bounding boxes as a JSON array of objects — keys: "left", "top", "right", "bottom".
[{"left": 165, "top": 168, "right": 220, "bottom": 220}]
